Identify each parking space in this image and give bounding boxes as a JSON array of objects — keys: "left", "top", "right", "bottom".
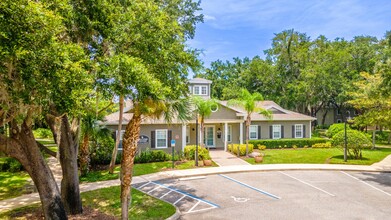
[{"left": 135, "top": 171, "right": 391, "bottom": 219}]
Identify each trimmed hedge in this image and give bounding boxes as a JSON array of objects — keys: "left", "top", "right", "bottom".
[
  {"left": 184, "top": 145, "right": 211, "bottom": 160},
  {"left": 134, "top": 149, "right": 171, "bottom": 163},
  {"left": 249, "top": 138, "right": 327, "bottom": 149},
  {"left": 326, "top": 123, "right": 351, "bottom": 138},
  {"left": 228, "top": 144, "right": 254, "bottom": 156}
]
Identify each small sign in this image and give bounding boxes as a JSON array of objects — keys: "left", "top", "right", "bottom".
[
  {"left": 138, "top": 135, "right": 149, "bottom": 144},
  {"left": 171, "top": 139, "right": 176, "bottom": 147},
  {"left": 175, "top": 134, "right": 180, "bottom": 140}
]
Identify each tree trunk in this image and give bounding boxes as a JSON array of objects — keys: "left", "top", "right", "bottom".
[
  {"left": 321, "top": 109, "right": 329, "bottom": 125},
  {"left": 121, "top": 114, "right": 141, "bottom": 220},
  {"left": 80, "top": 133, "right": 90, "bottom": 176},
  {"left": 0, "top": 121, "right": 67, "bottom": 219},
  {"left": 109, "top": 95, "right": 124, "bottom": 174},
  {"left": 57, "top": 115, "right": 83, "bottom": 215},
  {"left": 200, "top": 117, "right": 205, "bottom": 149},
  {"left": 245, "top": 116, "right": 250, "bottom": 156}
]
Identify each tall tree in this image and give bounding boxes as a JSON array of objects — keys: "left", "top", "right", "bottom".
[{"left": 228, "top": 89, "right": 271, "bottom": 156}]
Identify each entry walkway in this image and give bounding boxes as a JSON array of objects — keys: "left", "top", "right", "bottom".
[{"left": 209, "top": 150, "right": 250, "bottom": 166}]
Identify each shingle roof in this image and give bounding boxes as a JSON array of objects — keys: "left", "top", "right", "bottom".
[{"left": 189, "top": 78, "right": 212, "bottom": 84}]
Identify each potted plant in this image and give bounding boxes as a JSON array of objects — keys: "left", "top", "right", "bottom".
[
  {"left": 199, "top": 151, "right": 213, "bottom": 166},
  {"left": 254, "top": 152, "right": 264, "bottom": 163}
]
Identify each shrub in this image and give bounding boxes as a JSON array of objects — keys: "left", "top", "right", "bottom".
[
  {"left": 33, "top": 128, "right": 53, "bottom": 139},
  {"left": 332, "top": 130, "right": 372, "bottom": 159},
  {"left": 184, "top": 145, "right": 211, "bottom": 161},
  {"left": 134, "top": 149, "right": 171, "bottom": 163},
  {"left": 326, "top": 123, "right": 351, "bottom": 138},
  {"left": 228, "top": 144, "right": 254, "bottom": 156},
  {"left": 0, "top": 157, "right": 23, "bottom": 172},
  {"left": 312, "top": 142, "right": 332, "bottom": 148},
  {"left": 249, "top": 138, "right": 327, "bottom": 149},
  {"left": 89, "top": 134, "right": 116, "bottom": 166},
  {"left": 257, "top": 145, "right": 267, "bottom": 150}
]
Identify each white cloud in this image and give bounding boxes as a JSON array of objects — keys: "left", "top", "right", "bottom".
[{"left": 204, "top": 14, "right": 216, "bottom": 21}]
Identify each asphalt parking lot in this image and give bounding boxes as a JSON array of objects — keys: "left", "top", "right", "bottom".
[{"left": 134, "top": 171, "right": 391, "bottom": 219}]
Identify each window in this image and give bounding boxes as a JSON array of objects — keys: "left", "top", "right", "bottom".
[
  {"left": 227, "top": 125, "right": 232, "bottom": 142},
  {"left": 116, "top": 130, "right": 125, "bottom": 149},
  {"left": 337, "top": 119, "right": 342, "bottom": 123},
  {"left": 295, "top": 124, "right": 303, "bottom": 138},
  {"left": 337, "top": 109, "right": 341, "bottom": 115},
  {"left": 201, "top": 86, "right": 207, "bottom": 95},
  {"left": 156, "top": 129, "right": 168, "bottom": 148},
  {"left": 186, "top": 126, "right": 190, "bottom": 144},
  {"left": 211, "top": 103, "right": 218, "bottom": 112},
  {"left": 249, "top": 125, "right": 258, "bottom": 139},
  {"left": 193, "top": 85, "right": 208, "bottom": 95},
  {"left": 272, "top": 125, "right": 281, "bottom": 139}
]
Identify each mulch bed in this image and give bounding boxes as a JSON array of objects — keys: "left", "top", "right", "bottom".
[{"left": 10, "top": 207, "right": 117, "bottom": 220}]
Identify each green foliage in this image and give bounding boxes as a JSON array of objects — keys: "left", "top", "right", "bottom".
[
  {"left": 228, "top": 144, "right": 254, "bottom": 156},
  {"left": 89, "top": 135, "right": 117, "bottom": 166},
  {"left": 257, "top": 145, "right": 267, "bottom": 150},
  {"left": 332, "top": 130, "right": 372, "bottom": 159},
  {"left": 327, "top": 123, "right": 351, "bottom": 138},
  {"left": 312, "top": 142, "right": 332, "bottom": 148},
  {"left": 134, "top": 149, "right": 171, "bottom": 163},
  {"left": 32, "top": 128, "right": 53, "bottom": 139},
  {"left": 249, "top": 138, "right": 327, "bottom": 149},
  {"left": 184, "top": 145, "right": 211, "bottom": 161},
  {"left": 0, "top": 157, "right": 23, "bottom": 172}
]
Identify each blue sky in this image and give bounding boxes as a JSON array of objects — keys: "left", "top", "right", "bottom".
[{"left": 188, "top": 0, "right": 391, "bottom": 67}]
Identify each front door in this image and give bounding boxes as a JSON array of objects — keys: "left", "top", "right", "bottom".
[{"left": 204, "top": 126, "right": 215, "bottom": 148}]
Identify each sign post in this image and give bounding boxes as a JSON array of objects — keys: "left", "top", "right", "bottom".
[{"left": 171, "top": 139, "right": 176, "bottom": 168}]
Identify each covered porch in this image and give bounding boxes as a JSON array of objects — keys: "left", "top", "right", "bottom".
[{"left": 180, "top": 119, "right": 244, "bottom": 151}]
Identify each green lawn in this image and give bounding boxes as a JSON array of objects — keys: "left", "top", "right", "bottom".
[
  {"left": 245, "top": 147, "right": 391, "bottom": 165},
  {"left": 80, "top": 160, "right": 197, "bottom": 183},
  {"left": 0, "top": 172, "right": 31, "bottom": 200},
  {"left": 0, "top": 187, "right": 175, "bottom": 219}
]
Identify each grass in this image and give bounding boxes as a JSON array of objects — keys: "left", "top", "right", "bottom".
[
  {"left": 245, "top": 147, "right": 391, "bottom": 165},
  {"left": 0, "top": 186, "right": 175, "bottom": 219},
  {"left": 80, "top": 160, "right": 197, "bottom": 183},
  {"left": 0, "top": 172, "right": 31, "bottom": 200}
]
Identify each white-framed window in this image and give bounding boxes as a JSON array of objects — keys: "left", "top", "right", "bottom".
[
  {"left": 116, "top": 130, "right": 125, "bottom": 149},
  {"left": 186, "top": 126, "right": 190, "bottom": 144},
  {"left": 295, "top": 124, "right": 303, "bottom": 138},
  {"left": 193, "top": 85, "right": 207, "bottom": 95},
  {"left": 249, "top": 125, "right": 258, "bottom": 140},
  {"left": 272, "top": 125, "right": 281, "bottom": 139},
  {"left": 156, "top": 129, "right": 168, "bottom": 148},
  {"left": 227, "top": 125, "right": 232, "bottom": 142},
  {"left": 211, "top": 103, "right": 218, "bottom": 112}
]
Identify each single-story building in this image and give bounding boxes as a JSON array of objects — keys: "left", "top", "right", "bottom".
[{"left": 103, "top": 78, "right": 316, "bottom": 153}]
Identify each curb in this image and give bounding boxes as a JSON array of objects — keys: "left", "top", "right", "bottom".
[{"left": 166, "top": 207, "right": 181, "bottom": 220}]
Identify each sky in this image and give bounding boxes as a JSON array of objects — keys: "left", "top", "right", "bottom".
[{"left": 188, "top": 0, "right": 391, "bottom": 67}]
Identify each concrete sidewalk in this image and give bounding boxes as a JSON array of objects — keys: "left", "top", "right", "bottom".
[
  {"left": 1, "top": 154, "right": 391, "bottom": 212},
  {"left": 209, "top": 150, "right": 250, "bottom": 166}
]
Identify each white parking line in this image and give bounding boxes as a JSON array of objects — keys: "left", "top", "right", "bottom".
[
  {"left": 147, "top": 185, "right": 161, "bottom": 193},
  {"left": 279, "top": 171, "right": 335, "bottom": 197},
  {"left": 137, "top": 182, "right": 151, "bottom": 189},
  {"left": 160, "top": 190, "right": 173, "bottom": 199},
  {"left": 341, "top": 171, "right": 391, "bottom": 197},
  {"left": 173, "top": 195, "right": 186, "bottom": 205},
  {"left": 186, "top": 200, "right": 201, "bottom": 213}
]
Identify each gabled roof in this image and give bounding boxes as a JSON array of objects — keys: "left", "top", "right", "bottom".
[{"left": 189, "top": 77, "right": 212, "bottom": 84}]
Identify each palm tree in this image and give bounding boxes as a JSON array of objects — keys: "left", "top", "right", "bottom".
[
  {"left": 120, "top": 97, "right": 191, "bottom": 219},
  {"left": 192, "top": 96, "right": 218, "bottom": 150},
  {"left": 228, "top": 89, "right": 272, "bottom": 156}
]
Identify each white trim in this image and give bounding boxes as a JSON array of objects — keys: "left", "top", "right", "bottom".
[
  {"left": 193, "top": 85, "right": 208, "bottom": 95},
  {"left": 224, "top": 123, "right": 228, "bottom": 151},
  {"left": 309, "top": 121, "right": 312, "bottom": 138},
  {"left": 249, "top": 125, "right": 258, "bottom": 140},
  {"left": 185, "top": 125, "right": 190, "bottom": 144},
  {"left": 239, "top": 122, "right": 243, "bottom": 144},
  {"left": 155, "top": 129, "right": 168, "bottom": 149},
  {"left": 294, "top": 124, "right": 303, "bottom": 138},
  {"left": 116, "top": 130, "right": 125, "bottom": 150},
  {"left": 272, "top": 125, "right": 281, "bottom": 139},
  {"left": 182, "top": 125, "right": 187, "bottom": 151}
]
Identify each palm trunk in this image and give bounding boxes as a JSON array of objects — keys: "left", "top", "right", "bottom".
[
  {"left": 245, "top": 116, "right": 250, "bottom": 156},
  {"left": 200, "top": 117, "right": 205, "bottom": 149},
  {"left": 80, "top": 133, "right": 90, "bottom": 176},
  {"left": 121, "top": 114, "right": 141, "bottom": 220},
  {"left": 0, "top": 121, "right": 67, "bottom": 219},
  {"left": 109, "top": 95, "right": 124, "bottom": 174}
]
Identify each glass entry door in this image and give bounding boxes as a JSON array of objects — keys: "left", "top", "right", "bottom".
[{"left": 204, "top": 126, "right": 215, "bottom": 148}]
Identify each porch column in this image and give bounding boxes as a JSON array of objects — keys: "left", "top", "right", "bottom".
[
  {"left": 239, "top": 122, "right": 243, "bottom": 144},
  {"left": 309, "top": 121, "right": 312, "bottom": 138},
  {"left": 182, "top": 124, "right": 186, "bottom": 151},
  {"left": 224, "top": 122, "right": 228, "bottom": 151}
]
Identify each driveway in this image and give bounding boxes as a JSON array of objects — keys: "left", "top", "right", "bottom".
[{"left": 136, "top": 170, "right": 391, "bottom": 219}]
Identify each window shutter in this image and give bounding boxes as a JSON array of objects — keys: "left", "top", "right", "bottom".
[
  {"left": 151, "top": 131, "right": 156, "bottom": 148},
  {"left": 269, "top": 126, "right": 272, "bottom": 139},
  {"left": 292, "top": 125, "right": 295, "bottom": 138},
  {"left": 112, "top": 131, "right": 116, "bottom": 140},
  {"left": 303, "top": 125, "right": 306, "bottom": 138},
  {"left": 258, "top": 126, "right": 261, "bottom": 139},
  {"left": 281, "top": 126, "right": 284, "bottom": 138},
  {"left": 168, "top": 130, "right": 172, "bottom": 147}
]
